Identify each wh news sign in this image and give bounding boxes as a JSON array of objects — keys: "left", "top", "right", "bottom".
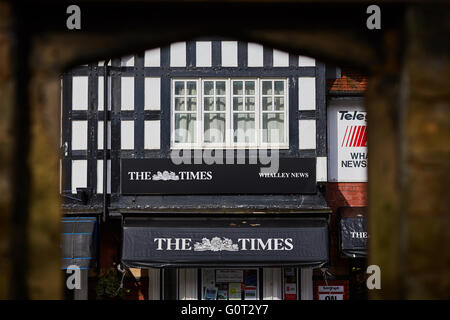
[{"left": 328, "top": 100, "right": 368, "bottom": 182}]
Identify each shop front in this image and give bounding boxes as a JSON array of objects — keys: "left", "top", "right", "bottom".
[
  {"left": 121, "top": 215, "right": 329, "bottom": 300},
  {"left": 117, "top": 153, "right": 331, "bottom": 300},
  {"left": 60, "top": 39, "right": 335, "bottom": 300}
]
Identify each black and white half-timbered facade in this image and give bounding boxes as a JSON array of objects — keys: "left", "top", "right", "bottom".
[{"left": 61, "top": 39, "right": 334, "bottom": 300}]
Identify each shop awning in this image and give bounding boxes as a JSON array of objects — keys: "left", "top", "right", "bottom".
[
  {"left": 339, "top": 207, "right": 368, "bottom": 258},
  {"left": 61, "top": 217, "right": 97, "bottom": 269},
  {"left": 121, "top": 217, "right": 329, "bottom": 268}
]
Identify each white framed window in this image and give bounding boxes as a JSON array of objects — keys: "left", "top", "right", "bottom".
[
  {"left": 202, "top": 79, "right": 228, "bottom": 146},
  {"left": 171, "top": 78, "right": 289, "bottom": 149},
  {"left": 260, "top": 79, "right": 288, "bottom": 146},
  {"left": 172, "top": 80, "right": 198, "bottom": 147},
  {"left": 232, "top": 79, "right": 257, "bottom": 146}
]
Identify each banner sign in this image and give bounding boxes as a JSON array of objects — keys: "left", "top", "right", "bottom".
[
  {"left": 121, "top": 158, "right": 316, "bottom": 194},
  {"left": 121, "top": 218, "right": 328, "bottom": 268},
  {"left": 340, "top": 217, "right": 368, "bottom": 258},
  {"left": 328, "top": 100, "right": 368, "bottom": 182},
  {"left": 314, "top": 280, "right": 349, "bottom": 300}
]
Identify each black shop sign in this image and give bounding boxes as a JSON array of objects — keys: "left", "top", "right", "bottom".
[
  {"left": 121, "top": 158, "right": 316, "bottom": 195},
  {"left": 121, "top": 218, "right": 328, "bottom": 268}
]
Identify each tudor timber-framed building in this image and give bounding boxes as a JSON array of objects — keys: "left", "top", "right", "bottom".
[{"left": 60, "top": 39, "right": 368, "bottom": 300}]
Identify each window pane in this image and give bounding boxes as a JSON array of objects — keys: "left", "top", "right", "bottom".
[
  {"left": 233, "top": 81, "right": 243, "bottom": 95},
  {"left": 245, "top": 97, "right": 255, "bottom": 111},
  {"left": 204, "top": 113, "right": 225, "bottom": 143},
  {"left": 274, "top": 81, "right": 284, "bottom": 95},
  {"left": 233, "top": 97, "right": 243, "bottom": 111},
  {"left": 204, "top": 97, "right": 214, "bottom": 111},
  {"left": 175, "top": 81, "right": 184, "bottom": 95},
  {"left": 187, "top": 81, "right": 197, "bottom": 95},
  {"left": 216, "top": 81, "right": 226, "bottom": 95},
  {"left": 262, "top": 113, "right": 284, "bottom": 143},
  {"left": 262, "top": 97, "right": 272, "bottom": 111},
  {"left": 274, "top": 97, "right": 284, "bottom": 111},
  {"left": 175, "top": 114, "right": 196, "bottom": 143},
  {"left": 262, "top": 81, "right": 272, "bottom": 95},
  {"left": 216, "top": 97, "right": 226, "bottom": 111},
  {"left": 204, "top": 81, "right": 214, "bottom": 95},
  {"left": 233, "top": 114, "right": 255, "bottom": 143},
  {"left": 187, "top": 97, "right": 197, "bottom": 111},
  {"left": 175, "top": 97, "right": 185, "bottom": 111},
  {"left": 245, "top": 81, "right": 255, "bottom": 95}
]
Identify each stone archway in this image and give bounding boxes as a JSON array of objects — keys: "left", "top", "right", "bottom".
[{"left": 0, "top": 1, "right": 448, "bottom": 299}]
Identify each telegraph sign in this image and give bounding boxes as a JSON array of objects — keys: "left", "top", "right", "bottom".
[
  {"left": 314, "top": 280, "right": 349, "bottom": 300},
  {"left": 328, "top": 99, "right": 368, "bottom": 182}
]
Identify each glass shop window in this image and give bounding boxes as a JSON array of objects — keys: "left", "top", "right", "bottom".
[
  {"left": 282, "top": 267, "right": 299, "bottom": 300},
  {"left": 201, "top": 268, "right": 259, "bottom": 300}
]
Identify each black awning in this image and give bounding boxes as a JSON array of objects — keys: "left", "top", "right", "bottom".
[
  {"left": 109, "top": 193, "right": 331, "bottom": 216},
  {"left": 339, "top": 208, "right": 368, "bottom": 258},
  {"left": 61, "top": 217, "right": 97, "bottom": 269},
  {"left": 121, "top": 217, "right": 328, "bottom": 268}
]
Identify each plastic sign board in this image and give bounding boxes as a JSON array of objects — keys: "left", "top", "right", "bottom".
[
  {"left": 284, "top": 283, "right": 297, "bottom": 300},
  {"left": 314, "top": 280, "right": 349, "bottom": 300},
  {"left": 121, "top": 158, "right": 316, "bottom": 194},
  {"left": 328, "top": 99, "right": 368, "bottom": 182}
]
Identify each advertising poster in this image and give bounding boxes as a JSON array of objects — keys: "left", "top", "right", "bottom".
[
  {"left": 204, "top": 287, "right": 218, "bottom": 300},
  {"left": 217, "top": 289, "right": 228, "bottom": 300},
  {"left": 314, "top": 280, "right": 349, "bottom": 300},
  {"left": 229, "top": 283, "right": 242, "bottom": 300},
  {"left": 284, "top": 267, "right": 297, "bottom": 300},
  {"left": 284, "top": 283, "right": 297, "bottom": 300},
  {"left": 244, "top": 286, "right": 257, "bottom": 300},
  {"left": 328, "top": 100, "right": 368, "bottom": 182}
]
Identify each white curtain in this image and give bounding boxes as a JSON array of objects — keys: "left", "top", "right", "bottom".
[
  {"left": 263, "top": 113, "right": 284, "bottom": 143},
  {"left": 175, "top": 113, "right": 196, "bottom": 143}
]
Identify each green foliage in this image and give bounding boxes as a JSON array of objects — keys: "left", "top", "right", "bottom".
[{"left": 95, "top": 263, "right": 125, "bottom": 300}]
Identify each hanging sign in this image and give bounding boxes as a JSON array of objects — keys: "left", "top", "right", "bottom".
[
  {"left": 340, "top": 217, "right": 368, "bottom": 258},
  {"left": 328, "top": 100, "right": 368, "bottom": 182}
]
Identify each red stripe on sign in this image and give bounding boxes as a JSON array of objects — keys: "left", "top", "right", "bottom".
[
  {"left": 359, "top": 126, "right": 367, "bottom": 146},
  {"left": 361, "top": 126, "right": 367, "bottom": 147},
  {"left": 346, "top": 126, "right": 354, "bottom": 147},
  {"left": 356, "top": 126, "right": 365, "bottom": 147},
  {"left": 350, "top": 126, "right": 359, "bottom": 147},
  {"left": 357, "top": 126, "right": 364, "bottom": 146},
  {"left": 352, "top": 126, "right": 361, "bottom": 147},
  {"left": 342, "top": 126, "right": 348, "bottom": 147}
]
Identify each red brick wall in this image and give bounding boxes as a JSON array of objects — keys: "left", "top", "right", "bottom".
[
  {"left": 327, "top": 68, "right": 367, "bottom": 93},
  {"left": 327, "top": 182, "right": 368, "bottom": 212}
]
